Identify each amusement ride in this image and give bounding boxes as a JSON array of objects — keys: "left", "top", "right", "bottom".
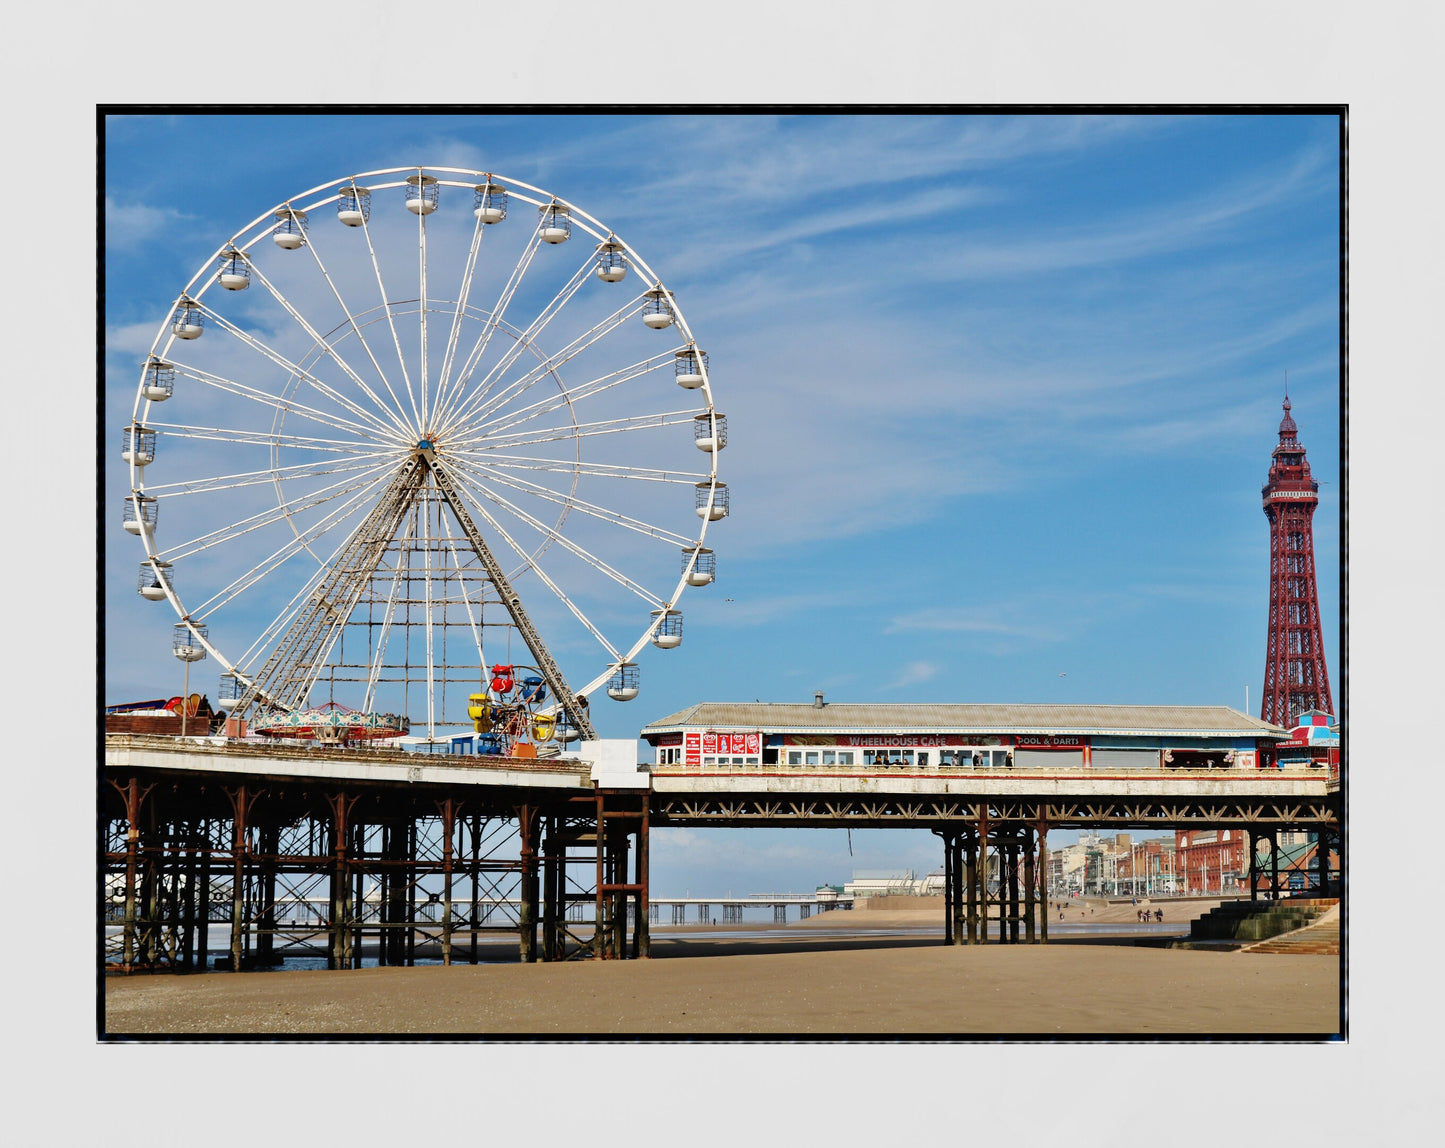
[{"left": 122, "top": 165, "right": 725, "bottom": 754}]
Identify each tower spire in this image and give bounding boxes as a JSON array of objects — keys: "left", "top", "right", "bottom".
[{"left": 1259, "top": 393, "right": 1332, "bottom": 728}]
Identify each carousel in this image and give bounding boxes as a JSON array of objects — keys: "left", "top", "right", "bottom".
[{"left": 252, "top": 701, "right": 411, "bottom": 746}]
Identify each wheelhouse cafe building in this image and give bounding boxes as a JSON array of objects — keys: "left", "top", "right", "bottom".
[{"left": 640, "top": 700, "right": 1297, "bottom": 772}]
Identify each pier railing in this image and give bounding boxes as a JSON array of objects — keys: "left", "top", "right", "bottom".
[
  {"left": 104, "top": 732, "right": 591, "bottom": 779},
  {"left": 648, "top": 762, "right": 1331, "bottom": 781}
]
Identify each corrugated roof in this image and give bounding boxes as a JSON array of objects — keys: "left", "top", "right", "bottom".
[{"left": 639, "top": 702, "right": 1286, "bottom": 738}]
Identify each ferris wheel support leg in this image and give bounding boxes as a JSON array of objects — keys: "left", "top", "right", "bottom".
[
  {"left": 233, "top": 457, "right": 429, "bottom": 719},
  {"left": 425, "top": 453, "right": 598, "bottom": 740}
]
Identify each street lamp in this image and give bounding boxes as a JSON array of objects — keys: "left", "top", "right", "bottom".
[{"left": 172, "top": 621, "right": 208, "bottom": 737}]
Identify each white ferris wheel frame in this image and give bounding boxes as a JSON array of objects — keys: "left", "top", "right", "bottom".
[{"left": 125, "top": 164, "right": 722, "bottom": 723}]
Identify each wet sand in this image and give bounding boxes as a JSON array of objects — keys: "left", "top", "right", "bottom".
[{"left": 104, "top": 902, "right": 1340, "bottom": 1037}]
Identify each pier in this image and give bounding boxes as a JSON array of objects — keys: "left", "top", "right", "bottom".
[{"left": 103, "top": 726, "right": 1337, "bottom": 972}]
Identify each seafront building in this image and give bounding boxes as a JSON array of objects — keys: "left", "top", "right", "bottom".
[
  {"left": 640, "top": 698, "right": 1293, "bottom": 771},
  {"left": 841, "top": 870, "right": 944, "bottom": 899}
]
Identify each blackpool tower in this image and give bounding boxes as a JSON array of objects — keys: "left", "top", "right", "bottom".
[{"left": 1260, "top": 393, "right": 1333, "bottom": 727}]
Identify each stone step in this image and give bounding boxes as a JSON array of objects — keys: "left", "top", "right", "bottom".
[
  {"left": 1192, "top": 908, "right": 1324, "bottom": 940},
  {"left": 1244, "top": 916, "right": 1340, "bottom": 955}
]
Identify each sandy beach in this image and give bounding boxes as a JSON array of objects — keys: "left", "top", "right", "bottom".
[{"left": 103, "top": 898, "right": 1340, "bottom": 1037}]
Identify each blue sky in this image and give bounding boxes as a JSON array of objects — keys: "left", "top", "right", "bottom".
[{"left": 104, "top": 112, "right": 1341, "bottom": 894}]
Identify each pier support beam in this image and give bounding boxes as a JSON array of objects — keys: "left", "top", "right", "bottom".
[
  {"left": 637, "top": 796, "right": 651, "bottom": 959},
  {"left": 976, "top": 807, "right": 990, "bottom": 944},
  {"left": 224, "top": 784, "right": 256, "bottom": 972},
  {"left": 1008, "top": 837, "right": 1020, "bottom": 944},
  {"left": 540, "top": 812, "right": 560, "bottom": 962},
  {"left": 439, "top": 799, "right": 457, "bottom": 966},
  {"left": 1036, "top": 819, "right": 1049, "bottom": 945},
  {"left": 518, "top": 805, "right": 540, "bottom": 964},
  {"left": 327, "top": 792, "right": 357, "bottom": 970},
  {"left": 936, "top": 827, "right": 958, "bottom": 946},
  {"left": 965, "top": 829, "right": 979, "bottom": 945},
  {"left": 1024, "top": 827, "right": 1036, "bottom": 944},
  {"left": 257, "top": 822, "right": 278, "bottom": 967}
]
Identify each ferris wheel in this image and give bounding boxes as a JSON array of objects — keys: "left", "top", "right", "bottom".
[{"left": 122, "top": 165, "right": 726, "bottom": 744}]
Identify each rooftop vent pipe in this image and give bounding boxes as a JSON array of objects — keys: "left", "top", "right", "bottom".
[{"left": 814, "top": 691, "right": 825, "bottom": 708}]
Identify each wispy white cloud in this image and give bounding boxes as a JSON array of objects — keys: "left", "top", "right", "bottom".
[
  {"left": 690, "top": 589, "right": 860, "bottom": 629},
  {"left": 881, "top": 660, "right": 942, "bottom": 691},
  {"left": 106, "top": 196, "right": 196, "bottom": 249},
  {"left": 887, "top": 608, "right": 1059, "bottom": 641},
  {"left": 912, "top": 141, "right": 1334, "bottom": 282},
  {"left": 544, "top": 114, "right": 1175, "bottom": 204},
  {"left": 106, "top": 320, "right": 164, "bottom": 359}
]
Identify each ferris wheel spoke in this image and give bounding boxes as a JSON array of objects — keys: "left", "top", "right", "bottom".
[
  {"left": 435, "top": 512, "right": 489, "bottom": 663},
  {"left": 360, "top": 510, "right": 423, "bottom": 712},
  {"left": 193, "top": 302, "right": 407, "bottom": 442},
  {"left": 146, "top": 420, "right": 393, "bottom": 457},
  {"left": 453, "top": 292, "right": 648, "bottom": 432},
  {"left": 473, "top": 409, "right": 703, "bottom": 452},
  {"left": 448, "top": 472, "right": 624, "bottom": 663},
  {"left": 453, "top": 470, "right": 668, "bottom": 609},
  {"left": 456, "top": 455, "right": 696, "bottom": 548},
  {"left": 418, "top": 203, "right": 433, "bottom": 435},
  {"left": 297, "top": 215, "right": 422, "bottom": 436},
  {"left": 227, "top": 462, "right": 428, "bottom": 688},
  {"left": 157, "top": 464, "right": 394, "bottom": 564},
  {"left": 188, "top": 476, "right": 391, "bottom": 620},
  {"left": 242, "top": 258, "right": 414, "bottom": 440},
  {"left": 465, "top": 354, "right": 675, "bottom": 446},
  {"left": 471, "top": 452, "right": 710, "bottom": 486},
  {"left": 139, "top": 451, "right": 388, "bottom": 501},
  {"left": 431, "top": 213, "right": 489, "bottom": 426},
  {"left": 431, "top": 215, "right": 547, "bottom": 428},
  {"left": 420, "top": 466, "right": 437, "bottom": 736},
  {"left": 439, "top": 254, "right": 595, "bottom": 430},
  {"left": 165, "top": 361, "right": 401, "bottom": 446},
  {"left": 355, "top": 208, "right": 423, "bottom": 431}
]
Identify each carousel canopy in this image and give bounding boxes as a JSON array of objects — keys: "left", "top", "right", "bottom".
[{"left": 253, "top": 701, "right": 410, "bottom": 741}]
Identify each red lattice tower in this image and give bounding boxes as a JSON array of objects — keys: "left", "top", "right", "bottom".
[{"left": 1260, "top": 394, "right": 1333, "bottom": 727}]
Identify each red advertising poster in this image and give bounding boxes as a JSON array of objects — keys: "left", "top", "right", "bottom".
[
  {"left": 782, "top": 734, "right": 1011, "bottom": 748},
  {"left": 684, "top": 732, "right": 701, "bottom": 764},
  {"left": 696, "top": 732, "right": 761, "bottom": 757}
]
